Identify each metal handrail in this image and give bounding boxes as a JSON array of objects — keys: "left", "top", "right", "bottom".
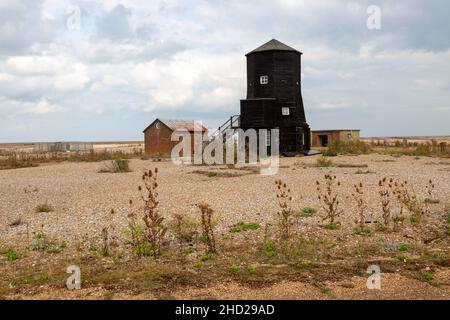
[{"left": 212, "top": 115, "right": 240, "bottom": 137}]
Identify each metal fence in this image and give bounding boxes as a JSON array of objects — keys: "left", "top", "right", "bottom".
[{"left": 33, "top": 142, "right": 94, "bottom": 152}]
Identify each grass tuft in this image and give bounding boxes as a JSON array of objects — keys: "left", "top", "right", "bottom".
[
  {"left": 229, "top": 221, "right": 261, "bottom": 233},
  {"left": 35, "top": 204, "right": 54, "bottom": 213},
  {"left": 4, "top": 248, "right": 21, "bottom": 261},
  {"left": 300, "top": 207, "right": 316, "bottom": 217},
  {"left": 316, "top": 156, "right": 334, "bottom": 167}
]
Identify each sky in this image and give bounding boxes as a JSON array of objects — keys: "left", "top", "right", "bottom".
[{"left": 0, "top": 0, "right": 449, "bottom": 142}]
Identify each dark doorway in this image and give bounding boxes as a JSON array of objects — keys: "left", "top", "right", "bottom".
[
  {"left": 296, "top": 127, "right": 305, "bottom": 152},
  {"left": 318, "top": 135, "right": 329, "bottom": 147}
]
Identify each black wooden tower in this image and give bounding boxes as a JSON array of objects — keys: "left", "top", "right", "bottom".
[{"left": 239, "top": 39, "right": 310, "bottom": 155}]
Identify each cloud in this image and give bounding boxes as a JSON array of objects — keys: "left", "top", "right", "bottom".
[
  {"left": 97, "top": 4, "right": 133, "bottom": 39},
  {"left": 0, "top": 0, "right": 449, "bottom": 142},
  {"left": 129, "top": 50, "right": 245, "bottom": 112},
  {"left": 0, "top": 97, "right": 63, "bottom": 115},
  {"left": 0, "top": 54, "right": 90, "bottom": 102},
  {"left": 0, "top": 0, "right": 56, "bottom": 55},
  {"left": 6, "top": 56, "right": 66, "bottom": 76}
]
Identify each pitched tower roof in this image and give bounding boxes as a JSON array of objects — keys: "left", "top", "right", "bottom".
[{"left": 246, "top": 39, "right": 301, "bottom": 55}]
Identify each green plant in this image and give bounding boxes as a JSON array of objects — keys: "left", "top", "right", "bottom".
[
  {"left": 31, "top": 232, "right": 49, "bottom": 250},
  {"left": 423, "top": 272, "right": 434, "bottom": 282},
  {"left": 352, "top": 227, "right": 371, "bottom": 236},
  {"left": 229, "top": 221, "right": 261, "bottom": 233},
  {"left": 392, "top": 180, "right": 424, "bottom": 223},
  {"left": 35, "top": 204, "right": 54, "bottom": 213},
  {"left": 398, "top": 243, "right": 410, "bottom": 252},
  {"left": 124, "top": 215, "right": 153, "bottom": 257},
  {"left": 423, "top": 249, "right": 446, "bottom": 259},
  {"left": 393, "top": 215, "right": 405, "bottom": 224},
  {"left": 324, "top": 139, "right": 371, "bottom": 156},
  {"left": 229, "top": 264, "right": 239, "bottom": 273},
  {"left": 134, "top": 242, "right": 154, "bottom": 257},
  {"left": 198, "top": 202, "right": 216, "bottom": 253},
  {"left": 199, "top": 252, "right": 214, "bottom": 261},
  {"left": 317, "top": 174, "right": 342, "bottom": 224},
  {"left": 322, "top": 148, "right": 338, "bottom": 157},
  {"left": 324, "top": 223, "right": 339, "bottom": 230},
  {"left": 397, "top": 254, "right": 409, "bottom": 262},
  {"left": 275, "top": 179, "right": 294, "bottom": 240},
  {"left": 206, "top": 171, "right": 217, "bottom": 178},
  {"left": 316, "top": 156, "right": 334, "bottom": 167},
  {"left": 297, "top": 259, "right": 312, "bottom": 269},
  {"left": 263, "top": 240, "right": 275, "bottom": 257},
  {"left": 183, "top": 247, "right": 195, "bottom": 254},
  {"left": 193, "top": 261, "right": 202, "bottom": 268},
  {"left": 170, "top": 214, "right": 199, "bottom": 243},
  {"left": 245, "top": 265, "right": 256, "bottom": 273},
  {"left": 11, "top": 273, "right": 49, "bottom": 286},
  {"left": 300, "top": 207, "right": 316, "bottom": 217},
  {"left": 319, "top": 286, "right": 331, "bottom": 294},
  {"left": 4, "top": 248, "right": 21, "bottom": 261},
  {"left": 410, "top": 214, "right": 419, "bottom": 223},
  {"left": 59, "top": 241, "right": 67, "bottom": 249}
]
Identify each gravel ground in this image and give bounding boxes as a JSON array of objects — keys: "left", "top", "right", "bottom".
[
  {"left": 7, "top": 272, "right": 449, "bottom": 300},
  {"left": 173, "top": 271, "right": 450, "bottom": 300},
  {"left": 1, "top": 154, "right": 449, "bottom": 299},
  {"left": 1, "top": 154, "right": 449, "bottom": 247}
]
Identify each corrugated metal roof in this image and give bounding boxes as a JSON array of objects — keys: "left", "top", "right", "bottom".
[
  {"left": 160, "top": 119, "right": 207, "bottom": 132},
  {"left": 247, "top": 39, "right": 300, "bottom": 55},
  {"left": 312, "top": 129, "right": 360, "bottom": 132},
  {"left": 144, "top": 119, "right": 207, "bottom": 132}
]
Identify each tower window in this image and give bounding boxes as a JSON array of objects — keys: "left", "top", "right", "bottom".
[
  {"left": 260, "top": 75, "right": 268, "bottom": 84},
  {"left": 282, "top": 107, "right": 290, "bottom": 116},
  {"left": 266, "top": 131, "right": 271, "bottom": 146}
]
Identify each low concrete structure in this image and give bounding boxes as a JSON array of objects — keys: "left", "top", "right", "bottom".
[
  {"left": 33, "top": 142, "right": 93, "bottom": 152},
  {"left": 311, "top": 129, "right": 360, "bottom": 147}
]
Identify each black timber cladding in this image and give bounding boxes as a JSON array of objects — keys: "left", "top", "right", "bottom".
[{"left": 240, "top": 39, "right": 310, "bottom": 153}]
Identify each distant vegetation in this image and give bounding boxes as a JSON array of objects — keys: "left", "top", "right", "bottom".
[
  {"left": 321, "top": 139, "right": 449, "bottom": 158},
  {"left": 371, "top": 139, "right": 449, "bottom": 157},
  {"left": 322, "top": 140, "right": 371, "bottom": 156},
  {"left": 0, "top": 149, "right": 145, "bottom": 170},
  {"left": 316, "top": 156, "right": 334, "bottom": 167}
]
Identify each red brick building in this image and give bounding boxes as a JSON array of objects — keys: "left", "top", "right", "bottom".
[{"left": 143, "top": 119, "right": 208, "bottom": 156}]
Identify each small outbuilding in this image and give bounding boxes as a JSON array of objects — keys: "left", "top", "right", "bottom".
[
  {"left": 311, "top": 129, "right": 360, "bottom": 147},
  {"left": 143, "top": 119, "right": 208, "bottom": 156}
]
